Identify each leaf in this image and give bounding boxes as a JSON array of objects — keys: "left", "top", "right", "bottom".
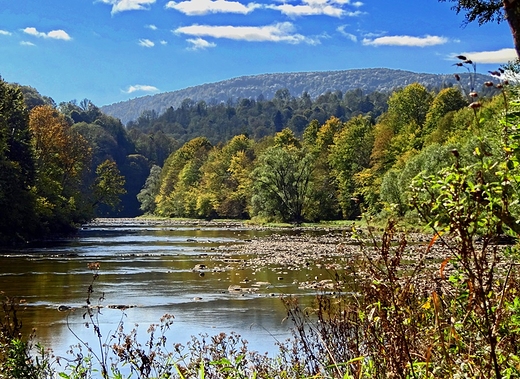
[
  {"left": 427, "top": 232, "right": 442, "bottom": 253},
  {"left": 432, "top": 291, "right": 441, "bottom": 313},
  {"left": 439, "top": 257, "right": 451, "bottom": 280}
]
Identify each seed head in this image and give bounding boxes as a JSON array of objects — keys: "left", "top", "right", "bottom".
[
  {"left": 496, "top": 83, "right": 503, "bottom": 89},
  {"left": 454, "top": 74, "right": 461, "bottom": 81},
  {"left": 484, "top": 81, "right": 494, "bottom": 87},
  {"left": 469, "top": 92, "right": 478, "bottom": 98},
  {"left": 456, "top": 55, "right": 467, "bottom": 60},
  {"left": 468, "top": 102, "right": 482, "bottom": 109}
]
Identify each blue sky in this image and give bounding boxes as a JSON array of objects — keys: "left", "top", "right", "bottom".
[{"left": 0, "top": 0, "right": 517, "bottom": 107}]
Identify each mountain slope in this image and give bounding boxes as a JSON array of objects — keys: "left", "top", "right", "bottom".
[{"left": 101, "top": 68, "right": 488, "bottom": 124}]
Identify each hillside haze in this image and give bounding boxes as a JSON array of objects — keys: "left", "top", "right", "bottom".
[{"left": 101, "top": 68, "right": 488, "bottom": 124}]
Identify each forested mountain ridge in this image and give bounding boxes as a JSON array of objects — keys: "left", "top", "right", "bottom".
[{"left": 100, "top": 68, "right": 490, "bottom": 124}]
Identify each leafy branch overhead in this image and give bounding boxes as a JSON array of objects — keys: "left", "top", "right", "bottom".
[{"left": 439, "top": 0, "right": 520, "bottom": 57}]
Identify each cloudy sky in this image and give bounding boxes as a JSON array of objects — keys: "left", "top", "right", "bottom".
[{"left": 0, "top": 0, "right": 516, "bottom": 106}]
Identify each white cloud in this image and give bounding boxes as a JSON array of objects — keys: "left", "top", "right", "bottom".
[
  {"left": 160, "top": 40, "right": 168, "bottom": 45},
  {"left": 124, "top": 84, "right": 159, "bottom": 93},
  {"left": 337, "top": 25, "right": 357, "bottom": 42},
  {"left": 23, "top": 27, "right": 72, "bottom": 40},
  {"left": 174, "top": 22, "right": 318, "bottom": 44},
  {"left": 267, "top": 0, "right": 363, "bottom": 17},
  {"left": 97, "top": 0, "right": 156, "bottom": 15},
  {"left": 165, "top": 0, "right": 260, "bottom": 15},
  {"left": 20, "top": 41, "right": 35, "bottom": 46},
  {"left": 187, "top": 37, "right": 217, "bottom": 50},
  {"left": 459, "top": 48, "right": 517, "bottom": 64},
  {"left": 332, "top": 0, "right": 363, "bottom": 5},
  {"left": 138, "top": 38, "right": 155, "bottom": 47},
  {"left": 363, "top": 34, "right": 448, "bottom": 47},
  {"left": 147, "top": 24, "right": 158, "bottom": 30},
  {"left": 47, "top": 30, "right": 72, "bottom": 40},
  {"left": 0, "top": 30, "right": 11, "bottom": 36}
]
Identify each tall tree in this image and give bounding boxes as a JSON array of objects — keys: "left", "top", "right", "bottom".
[
  {"left": 197, "top": 134, "right": 255, "bottom": 218},
  {"left": 0, "top": 77, "right": 37, "bottom": 243},
  {"left": 137, "top": 164, "right": 162, "bottom": 214},
  {"left": 304, "top": 117, "right": 344, "bottom": 220},
  {"left": 93, "top": 159, "right": 126, "bottom": 212},
  {"left": 156, "top": 137, "right": 212, "bottom": 217},
  {"left": 329, "top": 115, "right": 375, "bottom": 218},
  {"left": 370, "top": 83, "right": 433, "bottom": 173},
  {"left": 251, "top": 145, "right": 314, "bottom": 223},
  {"left": 29, "top": 105, "right": 92, "bottom": 232},
  {"left": 439, "top": 0, "right": 520, "bottom": 58}
]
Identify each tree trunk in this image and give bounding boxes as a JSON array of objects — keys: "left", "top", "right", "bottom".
[{"left": 504, "top": 0, "right": 520, "bottom": 58}]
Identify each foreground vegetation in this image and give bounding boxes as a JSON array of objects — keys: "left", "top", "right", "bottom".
[{"left": 1, "top": 220, "right": 520, "bottom": 378}]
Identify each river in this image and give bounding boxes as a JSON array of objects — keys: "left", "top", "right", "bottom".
[{"left": 0, "top": 219, "right": 329, "bottom": 359}]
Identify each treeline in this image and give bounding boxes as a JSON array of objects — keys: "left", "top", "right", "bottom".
[
  {"left": 0, "top": 72, "right": 505, "bottom": 242},
  {"left": 127, "top": 88, "right": 390, "bottom": 146},
  {"left": 139, "top": 81, "right": 507, "bottom": 223},
  {"left": 0, "top": 78, "right": 394, "bottom": 244},
  {"left": 0, "top": 78, "right": 128, "bottom": 244}
]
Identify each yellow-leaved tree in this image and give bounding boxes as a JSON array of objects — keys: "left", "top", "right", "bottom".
[{"left": 29, "top": 105, "right": 92, "bottom": 232}]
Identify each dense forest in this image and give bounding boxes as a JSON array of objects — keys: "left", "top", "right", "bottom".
[
  {"left": 0, "top": 63, "right": 507, "bottom": 243},
  {"left": 100, "top": 68, "right": 493, "bottom": 124},
  {"left": 141, "top": 80, "right": 480, "bottom": 223}
]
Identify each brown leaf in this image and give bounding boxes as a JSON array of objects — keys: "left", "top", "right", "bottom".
[{"left": 439, "top": 257, "right": 451, "bottom": 280}]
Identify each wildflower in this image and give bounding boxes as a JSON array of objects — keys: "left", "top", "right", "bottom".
[
  {"left": 468, "top": 102, "right": 482, "bottom": 109},
  {"left": 454, "top": 74, "right": 461, "bottom": 81},
  {"left": 456, "top": 55, "right": 467, "bottom": 60},
  {"left": 469, "top": 92, "right": 478, "bottom": 98},
  {"left": 484, "top": 81, "right": 495, "bottom": 87}
]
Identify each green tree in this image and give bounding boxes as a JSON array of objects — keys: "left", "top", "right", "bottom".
[
  {"left": 303, "top": 117, "right": 345, "bottom": 220},
  {"left": 156, "top": 137, "right": 212, "bottom": 217},
  {"left": 251, "top": 145, "right": 314, "bottom": 223},
  {"left": 371, "top": 83, "right": 433, "bottom": 173},
  {"left": 274, "top": 128, "right": 300, "bottom": 148},
  {"left": 137, "top": 165, "right": 162, "bottom": 214},
  {"left": 0, "top": 77, "right": 37, "bottom": 243},
  {"left": 380, "top": 143, "right": 454, "bottom": 216},
  {"left": 197, "top": 135, "right": 255, "bottom": 218},
  {"left": 423, "top": 87, "right": 468, "bottom": 144},
  {"left": 93, "top": 159, "right": 126, "bottom": 212},
  {"left": 16, "top": 84, "right": 55, "bottom": 110},
  {"left": 329, "top": 115, "right": 374, "bottom": 218}
]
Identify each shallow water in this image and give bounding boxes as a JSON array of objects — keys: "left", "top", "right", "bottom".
[{"left": 0, "top": 221, "right": 327, "bottom": 357}]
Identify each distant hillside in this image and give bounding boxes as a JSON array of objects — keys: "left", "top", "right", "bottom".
[{"left": 101, "top": 68, "right": 490, "bottom": 125}]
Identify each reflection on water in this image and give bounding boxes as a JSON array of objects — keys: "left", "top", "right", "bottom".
[{"left": 0, "top": 221, "right": 326, "bottom": 356}]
